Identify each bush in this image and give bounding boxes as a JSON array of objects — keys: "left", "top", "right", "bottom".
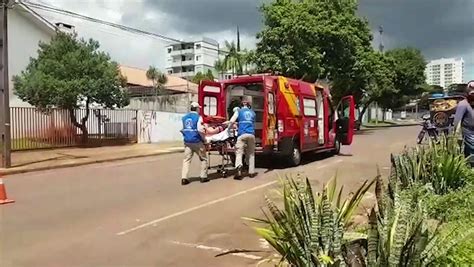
[
  {"left": 425, "top": 184, "right": 474, "bottom": 265},
  {"left": 368, "top": 179, "right": 474, "bottom": 266},
  {"left": 391, "top": 135, "right": 473, "bottom": 194},
  {"left": 246, "top": 175, "right": 374, "bottom": 266}
]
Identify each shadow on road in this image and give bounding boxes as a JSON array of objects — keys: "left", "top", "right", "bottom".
[
  {"left": 256, "top": 151, "right": 337, "bottom": 173},
  {"left": 13, "top": 153, "right": 89, "bottom": 168},
  {"left": 355, "top": 129, "right": 376, "bottom": 136}
]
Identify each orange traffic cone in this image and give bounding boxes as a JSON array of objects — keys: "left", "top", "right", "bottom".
[{"left": 0, "top": 176, "right": 15, "bottom": 205}]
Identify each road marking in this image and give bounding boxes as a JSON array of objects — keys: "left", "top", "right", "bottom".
[
  {"left": 170, "top": 240, "right": 262, "bottom": 260},
  {"left": 117, "top": 159, "right": 342, "bottom": 236}
]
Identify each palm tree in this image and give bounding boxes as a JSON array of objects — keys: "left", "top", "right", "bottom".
[
  {"left": 223, "top": 41, "right": 243, "bottom": 76},
  {"left": 146, "top": 66, "right": 168, "bottom": 95},
  {"left": 214, "top": 59, "right": 227, "bottom": 79}
]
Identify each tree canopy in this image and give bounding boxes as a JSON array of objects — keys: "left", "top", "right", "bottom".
[
  {"left": 252, "top": 0, "right": 428, "bottom": 120},
  {"left": 146, "top": 65, "right": 168, "bottom": 94},
  {"left": 192, "top": 70, "right": 215, "bottom": 84},
  {"left": 254, "top": 0, "right": 372, "bottom": 83},
  {"left": 13, "top": 32, "right": 129, "bottom": 142}
]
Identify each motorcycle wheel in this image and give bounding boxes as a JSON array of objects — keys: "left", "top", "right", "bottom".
[
  {"left": 417, "top": 130, "right": 425, "bottom": 144},
  {"left": 428, "top": 130, "right": 439, "bottom": 143}
]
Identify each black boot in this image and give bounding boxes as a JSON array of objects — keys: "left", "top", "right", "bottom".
[
  {"left": 200, "top": 177, "right": 210, "bottom": 183},
  {"left": 249, "top": 172, "right": 258, "bottom": 178},
  {"left": 234, "top": 166, "right": 243, "bottom": 180},
  {"left": 181, "top": 178, "right": 190, "bottom": 185}
]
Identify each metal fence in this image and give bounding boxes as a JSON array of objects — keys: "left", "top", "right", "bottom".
[{"left": 10, "top": 107, "right": 138, "bottom": 151}]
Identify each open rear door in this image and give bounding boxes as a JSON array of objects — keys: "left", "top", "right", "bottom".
[
  {"left": 336, "top": 95, "right": 355, "bottom": 145},
  {"left": 198, "top": 80, "right": 225, "bottom": 123},
  {"left": 262, "top": 77, "right": 277, "bottom": 148}
]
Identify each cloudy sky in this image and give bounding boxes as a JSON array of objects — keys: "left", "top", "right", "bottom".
[{"left": 33, "top": 0, "right": 474, "bottom": 80}]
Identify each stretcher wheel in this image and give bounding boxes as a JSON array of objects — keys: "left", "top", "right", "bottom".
[{"left": 222, "top": 171, "right": 229, "bottom": 178}]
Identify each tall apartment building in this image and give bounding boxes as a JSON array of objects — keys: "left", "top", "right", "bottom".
[
  {"left": 425, "top": 57, "right": 465, "bottom": 88},
  {"left": 165, "top": 38, "right": 219, "bottom": 80}
]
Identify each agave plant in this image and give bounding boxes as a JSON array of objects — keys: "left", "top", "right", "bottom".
[
  {"left": 367, "top": 175, "right": 474, "bottom": 266},
  {"left": 391, "top": 134, "right": 472, "bottom": 194},
  {"left": 246, "top": 175, "right": 374, "bottom": 266}
]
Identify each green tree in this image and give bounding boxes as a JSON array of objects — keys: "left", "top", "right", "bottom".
[
  {"left": 447, "top": 83, "right": 468, "bottom": 94},
  {"left": 355, "top": 51, "right": 396, "bottom": 121},
  {"left": 214, "top": 58, "right": 227, "bottom": 78},
  {"left": 146, "top": 65, "right": 168, "bottom": 95},
  {"left": 382, "top": 47, "right": 426, "bottom": 108},
  {"left": 192, "top": 69, "right": 215, "bottom": 84},
  {"left": 223, "top": 40, "right": 243, "bottom": 76},
  {"left": 13, "top": 32, "right": 129, "bottom": 143},
  {"left": 254, "top": 0, "right": 372, "bottom": 83},
  {"left": 242, "top": 49, "right": 257, "bottom": 74}
]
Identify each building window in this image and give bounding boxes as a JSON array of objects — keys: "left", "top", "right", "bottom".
[
  {"left": 203, "top": 96, "right": 217, "bottom": 116},
  {"left": 168, "top": 70, "right": 173, "bottom": 74},
  {"left": 303, "top": 98, "right": 317, "bottom": 116},
  {"left": 196, "top": 55, "right": 201, "bottom": 61},
  {"left": 195, "top": 44, "right": 201, "bottom": 49},
  {"left": 167, "top": 48, "right": 172, "bottom": 53}
]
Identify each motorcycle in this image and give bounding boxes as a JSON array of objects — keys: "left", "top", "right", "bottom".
[{"left": 417, "top": 114, "right": 438, "bottom": 144}]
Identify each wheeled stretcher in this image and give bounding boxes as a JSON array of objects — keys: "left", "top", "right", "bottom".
[{"left": 205, "top": 126, "right": 237, "bottom": 178}]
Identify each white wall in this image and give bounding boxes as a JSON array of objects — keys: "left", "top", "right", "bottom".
[
  {"left": 8, "top": 7, "right": 55, "bottom": 107},
  {"left": 137, "top": 111, "right": 184, "bottom": 143},
  {"left": 127, "top": 93, "right": 197, "bottom": 113}
]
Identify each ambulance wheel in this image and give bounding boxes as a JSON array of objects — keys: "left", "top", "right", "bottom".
[
  {"left": 333, "top": 139, "right": 341, "bottom": 155},
  {"left": 288, "top": 143, "right": 301, "bottom": 167}
]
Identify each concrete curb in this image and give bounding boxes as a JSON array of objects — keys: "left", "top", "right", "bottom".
[
  {"left": 363, "top": 123, "right": 420, "bottom": 129},
  {"left": 0, "top": 148, "right": 184, "bottom": 176}
]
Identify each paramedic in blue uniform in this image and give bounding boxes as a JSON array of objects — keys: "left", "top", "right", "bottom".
[
  {"left": 181, "top": 102, "right": 209, "bottom": 185},
  {"left": 228, "top": 96, "right": 258, "bottom": 179}
]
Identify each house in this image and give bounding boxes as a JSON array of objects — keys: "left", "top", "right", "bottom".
[
  {"left": 120, "top": 65, "right": 198, "bottom": 95},
  {"left": 3, "top": 1, "right": 57, "bottom": 107},
  {"left": 119, "top": 65, "right": 198, "bottom": 113}
]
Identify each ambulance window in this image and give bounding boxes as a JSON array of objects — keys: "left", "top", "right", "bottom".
[
  {"left": 203, "top": 96, "right": 217, "bottom": 116},
  {"left": 268, "top": 93, "right": 275, "bottom": 114},
  {"left": 303, "top": 98, "right": 317, "bottom": 116}
]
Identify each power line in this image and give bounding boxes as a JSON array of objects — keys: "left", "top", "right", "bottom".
[{"left": 21, "top": 1, "right": 229, "bottom": 55}]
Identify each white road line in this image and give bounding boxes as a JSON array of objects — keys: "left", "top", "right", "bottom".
[
  {"left": 170, "top": 240, "right": 262, "bottom": 260},
  {"left": 116, "top": 159, "right": 342, "bottom": 236}
]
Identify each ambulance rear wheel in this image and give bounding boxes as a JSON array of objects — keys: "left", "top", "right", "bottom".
[
  {"left": 333, "top": 139, "right": 341, "bottom": 155},
  {"left": 288, "top": 144, "right": 301, "bottom": 167}
]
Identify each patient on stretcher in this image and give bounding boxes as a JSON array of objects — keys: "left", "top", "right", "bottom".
[
  {"left": 204, "top": 124, "right": 236, "bottom": 143},
  {"left": 202, "top": 106, "right": 239, "bottom": 143}
]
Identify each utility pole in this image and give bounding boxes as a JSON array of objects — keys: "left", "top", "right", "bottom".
[
  {"left": 378, "top": 25, "right": 384, "bottom": 53},
  {"left": 375, "top": 25, "right": 384, "bottom": 125},
  {"left": 0, "top": 0, "right": 11, "bottom": 168}
]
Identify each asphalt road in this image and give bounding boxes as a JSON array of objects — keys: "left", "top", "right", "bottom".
[{"left": 0, "top": 126, "right": 418, "bottom": 267}]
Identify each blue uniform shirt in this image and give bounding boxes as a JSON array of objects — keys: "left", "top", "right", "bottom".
[
  {"left": 182, "top": 112, "right": 202, "bottom": 143},
  {"left": 237, "top": 107, "right": 256, "bottom": 136}
]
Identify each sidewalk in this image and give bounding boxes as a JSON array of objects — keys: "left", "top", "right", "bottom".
[
  {"left": 0, "top": 142, "right": 184, "bottom": 175},
  {"left": 363, "top": 119, "right": 420, "bottom": 128}
]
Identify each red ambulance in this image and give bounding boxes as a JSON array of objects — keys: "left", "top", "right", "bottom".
[{"left": 198, "top": 74, "right": 355, "bottom": 166}]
